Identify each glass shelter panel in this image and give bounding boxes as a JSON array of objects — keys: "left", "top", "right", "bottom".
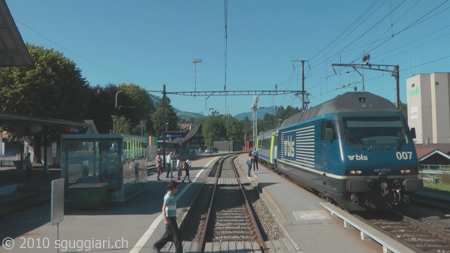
[{"left": 61, "top": 134, "right": 148, "bottom": 202}]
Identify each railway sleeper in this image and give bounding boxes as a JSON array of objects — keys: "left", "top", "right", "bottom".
[
  {"left": 214, "top": 227, "right": 253, "bottom": 232},
  {"left": 405, "top": 237, "right": 447, "bottom": 243},
  {"left": 416, "top": 245, "right": 450, "bottom": 251},
  {"left": 213, "top": 233, "right": 255, "bottom": 240},
  {"left": 214, "top": 223, "right": 251, "bottom": 228},
  {"left": 215, "top": 215, "right": 249, "bottom": 220}
]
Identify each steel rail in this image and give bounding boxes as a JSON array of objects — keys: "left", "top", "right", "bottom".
[
  {"left": 391, "top": 210, "right": 450, "bottom": 244},
  {"left": 231, "top": 157, "right": 268, "bottom": 252},
  {"left": 197, "top": 157, "right": 224, "bottom": 252}
]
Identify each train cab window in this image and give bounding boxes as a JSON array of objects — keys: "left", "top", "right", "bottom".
[
  {"left": 322, "top": 121, "right": 337, "bottom": 140},
  {"left": 343, "top": 117, "right": 409, "bottom": 145}
]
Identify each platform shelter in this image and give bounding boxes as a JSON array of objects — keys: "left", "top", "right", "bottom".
[{"left": 61, "top": 134, "right": 149, "bottom": 203}]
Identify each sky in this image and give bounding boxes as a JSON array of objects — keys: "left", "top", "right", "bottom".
[{"left": 5, "top": 0, "right": 450, "bottom": 117}]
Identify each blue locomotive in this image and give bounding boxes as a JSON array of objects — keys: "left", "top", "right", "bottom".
[{"left": 256, "top": 92, "right": 423, "bottom": 211}]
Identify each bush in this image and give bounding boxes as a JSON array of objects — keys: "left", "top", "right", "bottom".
[{"left": 440, "top": 173, "right": 450, "bottom": 185}]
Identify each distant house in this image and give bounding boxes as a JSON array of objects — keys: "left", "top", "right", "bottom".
[
  {"left": 163, "top": 124, "right": 204, "bottom": 155},
  {"left": 415, "top": 144, "right": 450, "bottom": 170},
  {"left": 177, "top": 124, "right": 204, "bottom": 154}
]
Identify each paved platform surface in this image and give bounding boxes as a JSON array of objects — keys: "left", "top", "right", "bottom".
[{"left": 0, "top": 155, "right": 383, "bottom": 252}]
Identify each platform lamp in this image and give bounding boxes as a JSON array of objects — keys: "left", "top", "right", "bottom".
[
  {"left": 111, "top": 115, "right": 118, "bottom": 134},
  {"left": 192, "top": 59, "right": 202, "bottom": 93}
]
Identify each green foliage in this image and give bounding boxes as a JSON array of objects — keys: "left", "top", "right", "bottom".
[
  {"left": 423, "top": 182, "right": 450, "bottom": 197},
  {"left": 114, "top": 116, "right": 132, "bottom": 134},
  {"left": 0, "top": 44, "right": 89, "bottom": 121},
  {"left": 86, "top": 83, "right": 155, "bottom": 134},
  {"left": 152, "top": 96, "right": 178, "bottom": 137},
  {"left": 0, "top": 44, "right": 89, "bottom": 145},
  {"left": 440, "top": 173, "right": 450, "bottom": 185}
]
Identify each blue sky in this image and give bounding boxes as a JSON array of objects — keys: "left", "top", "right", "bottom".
[{"left": 6, "top": 0, "right": 450, "bottom": 117}]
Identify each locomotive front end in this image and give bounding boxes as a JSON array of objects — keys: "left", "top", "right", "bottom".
[{"left": 341, "top": 115, "right": 423, "bottom": 210}]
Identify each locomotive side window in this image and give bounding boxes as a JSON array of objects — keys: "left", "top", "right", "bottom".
[
  {"left": 321, "top": 121, "right": 337, "bottom": 140},
  {"left": 343, "top": 117, "right": 409, "bottom": 145}
]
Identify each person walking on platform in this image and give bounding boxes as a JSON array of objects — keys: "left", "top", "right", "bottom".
[
  {"left": 247, "top": 152, "right": 252, "bottom": 177},
  {"left": 156, "top": 152, "right": 163, "bottom": 181},
  {"left": 176, "top": 157, "right": 182, "bottom": 180},
  {"left": 24, "top": 153, "right": 32, "bottom": 183},
  {"left": 251, "top": 149, "right": 259, "bottom": 171},
  {"left": 181, "top": 157, "right": 192, "bottom": 183},
  {"left": 166, "top": 152, "right": 173, "bottom": 178},
  {"left": 153, "top": 180, "right": 182, "bottom": 253}
]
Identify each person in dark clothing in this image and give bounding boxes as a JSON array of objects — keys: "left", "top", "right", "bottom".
[
  {"left": 251, "top": 149, "right": 259, "bottom": 171},
  {"left": 153, "top": 180, "right": 182, "bottom": 253},
  {"left": 24, "top": 153, "right": 32, "bottom": 182},
  {"left": 247, "top": 152, "right": 252, "bottom": 177}
]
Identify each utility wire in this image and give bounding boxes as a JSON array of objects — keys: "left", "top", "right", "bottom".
[{"left": 13, "top": 18, "right": 133, "bottom": 84}]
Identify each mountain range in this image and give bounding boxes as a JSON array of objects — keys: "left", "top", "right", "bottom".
[{"left": 149, "top": 94, "right": 276, "bottom": 121}]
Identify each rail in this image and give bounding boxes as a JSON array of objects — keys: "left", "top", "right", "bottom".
[
  {"left": 198, "top": 157, "right": 224, "bottom": 252},
  {"left": 197, "top": 156, "right": 267, "bottom": 253},
  {"left": 231, "top": 156, "right": 267, "bottom": 252},
  {"left": 320, "top": 202, "right": 415, "bottom": 253}
]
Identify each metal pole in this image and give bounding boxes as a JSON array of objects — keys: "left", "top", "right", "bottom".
[
  {"left": 194, "top": 62, "right": 197, "bottom": 93},
  {"left": 302, "top": 60, "right": 305, "bottom": 110},
  {"left": 115, "top": 90, "right": 123, "bottom": 109},
  {"left": 210, "top": 114, "right": 212, "bottom": 149},
  {"left": 395, "top": 64, "right": 400, "bottom": 109},
  {"left": 352, "top": 67, "right": 365, "bottom": 92},
  {"left": 162, "top": 85, "right": 166, "bottom": 167}
]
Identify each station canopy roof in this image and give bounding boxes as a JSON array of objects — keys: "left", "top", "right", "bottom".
[
  {"left": 0, "top": 0, "right": 33, "bottom": 67},
  {"left": 0, "top": 112, "right": 91, "bottom": 131}
]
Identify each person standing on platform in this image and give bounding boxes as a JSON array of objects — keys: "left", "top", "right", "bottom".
[
  {"left": 176, "top": 157, "right": 182, "bottom": 180},
  {"left": 166, "top": 152, "right": 173, "bottom": 178},
  {"left": 156, "top": 152, "right": 163, "bottom": 181},
  {"left": 247, "top": 152, "right": 252, "bottom": 177},
  {"left": 181, "top": 156, "right": 192, "bottom": 183},
  {"left": 153, "top": 180, "right": 182, "bottom": 253},
  {"left": 251, "top": 149, "right": 259, "bottom": 171},
  {"left": 24, "top": 153, "right": 32, "bottom": 183}
]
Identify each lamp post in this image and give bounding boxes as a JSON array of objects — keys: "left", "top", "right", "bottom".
[
  {"left": 192, "top": 59, "right": 202, "bottom": 93},
  {"left": 140, "top": 120, "right": 147, "bottom": 136},
  {"left": 111, "top": 115, "right": 118, "bottom": 134},
  {"left": 115, "top": 90, "right": 123, "bottom": 109}
]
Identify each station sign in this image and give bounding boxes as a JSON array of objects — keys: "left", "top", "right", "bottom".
[{"left": 166, "top": 131, "right": 186, "bottom": 138}]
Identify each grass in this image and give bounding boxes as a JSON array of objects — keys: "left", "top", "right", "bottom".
[{"left": 422, "top": 182, "right": 450, "bottom": 197}]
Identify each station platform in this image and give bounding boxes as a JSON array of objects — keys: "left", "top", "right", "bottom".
[{"left": 0, "top": 155, "right": 382, "bottom": 252}]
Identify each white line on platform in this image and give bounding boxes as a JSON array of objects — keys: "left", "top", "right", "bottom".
[{"left": 129, "top": 158, "right": 218, "bottom": 253}]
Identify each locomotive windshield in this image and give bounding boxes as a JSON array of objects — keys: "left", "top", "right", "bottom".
[{"left": 343, "top": 116, "right": 409, "bottom": 145}]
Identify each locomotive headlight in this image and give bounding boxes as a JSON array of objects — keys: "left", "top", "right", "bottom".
[
  {"left": 346, "top": 169, "right": 362, "bottom": 175},
  {"left": 400, "top": 169, "right": 413, "bottom": 174}
]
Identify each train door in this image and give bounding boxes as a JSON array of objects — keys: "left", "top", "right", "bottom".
[{"left": 320, "top": 121, "right": 337, "bottom": 189}]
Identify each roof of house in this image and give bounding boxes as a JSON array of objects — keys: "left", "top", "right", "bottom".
[{"left": 415, "top": 143, "right": 450, "bottom": 162}]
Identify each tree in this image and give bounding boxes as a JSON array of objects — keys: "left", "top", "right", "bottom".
[
  {"left": 152, "top": 96, "right": 178, "bottom": 137},
  {"left": 0, "top": 44, "right": 89, "bottom": 162},
  {"left": 86, "top": 83, "right": 155, "bottom": 135},
  {"left": 118, "top": 83, "right": 155, "bottom": 135},
  {"left": 0, "top": 44, "right": 89, "bottom": 120},
  {"left": 86, "top": 84, "right": 118, "bottom": 134},
  {"left": 114, "top": 116, "right": 132, "bottom": 134}
]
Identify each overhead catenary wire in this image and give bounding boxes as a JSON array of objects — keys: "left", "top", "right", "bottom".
[{"left": 13, "top": 18, "right": 133, "bottom": 84}]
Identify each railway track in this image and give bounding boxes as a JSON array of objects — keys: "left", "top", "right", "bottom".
[
  {"left": 357, "top": 211, "right": 450, "bottom": 252},
  {"left": 412, "top": 192, "right": 450, "bottom": 212},
  {"left": 198, "top": 156, "right": 266, "bottom": 252},
  {"left": 0, "top": 191, "right": 50, "bottom": 217}
]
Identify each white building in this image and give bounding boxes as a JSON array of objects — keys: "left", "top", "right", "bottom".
[{"left": 406, "top": 73, "right": 450, "bottom": 144}]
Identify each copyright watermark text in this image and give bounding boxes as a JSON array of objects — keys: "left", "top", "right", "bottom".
[{"left": 2, "top": 236, "right": 128, "bottom": 251}]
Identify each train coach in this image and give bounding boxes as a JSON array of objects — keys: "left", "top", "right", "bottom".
[{"left": 256, "top": 92, "right": 423, "bottom": 211}]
